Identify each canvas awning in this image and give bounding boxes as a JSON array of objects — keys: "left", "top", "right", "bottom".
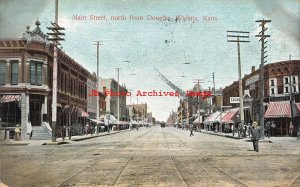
[
  {"left": 264, "top": 101, "right": 291, "bottom": 118},
  {"left": 221, "top": 108, "right": 239, "bottom": 124},
  {"left": 78, "top": 108, "right": 89, "bottom": 117},
  {"left": 193, "top": 116, "right": 202, "bottom": 124},
  {"left": 0, "top": 95, "right": 21, "bottom": 103},
  {"left": 203, "top": 111, "right": 220, "bottom": 124}
]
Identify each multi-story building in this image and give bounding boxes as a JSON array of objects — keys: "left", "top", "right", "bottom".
[
  {"left": 127, "top": 103, "right": 147, "bottom": 122},
  {"left": 0, "top": 20, "right": 99, "bottom": 139},
  {"left": 100, "top": 78, "right": 128, "bottom": 121},
  {"left": 222, "top": 60, "right": 300, "bottom": 135}
]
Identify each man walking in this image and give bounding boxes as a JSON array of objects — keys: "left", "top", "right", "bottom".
[
  {"left": 251, "top": 121, "right": 261, "bottom": 152},
  {"left": 190, "top": 125, "right": 194, "bottom": 137}
]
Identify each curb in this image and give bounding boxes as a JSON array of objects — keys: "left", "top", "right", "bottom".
[{"left": 200, "top": 131, "right": 243, "bottom": 140}]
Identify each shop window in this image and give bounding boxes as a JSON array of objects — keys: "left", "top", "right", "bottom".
[
  {"left": 11, "top": 61, "right": 19, "bottom": 85},
  {"left": 0, "top": 61, "right": 6, "bottom": 85}
]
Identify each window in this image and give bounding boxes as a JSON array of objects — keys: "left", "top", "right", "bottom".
[
  {"left": 293, "top": 76, "right": 296, "bottom": 84},
  {"left": 284, "top": 77, "right": 289, "bottom": 84},
  {"left": 11, "top": 61, "right": 19, "bottom": 85},
  {"left": 293, "top": 86, "right": 297, "bottom": 93},
  {"left": 270, "top": 80, "right": 274, "bottom": 86},
  {"left": 271, "top": 88, "right": 275, "bottom": 95},
  {"left": 30, "top": 61, "right": 43, "bottom": 85},
  {"left": 285, "top": 86, "right": 289, "bottom": 93},
  {"left": 0, "top": 61, "right": 6, "bottom": 85}
]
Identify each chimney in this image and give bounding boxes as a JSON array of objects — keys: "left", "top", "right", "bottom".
[{"left": 251, "top": 66, "right": 255, "bottom": 73}]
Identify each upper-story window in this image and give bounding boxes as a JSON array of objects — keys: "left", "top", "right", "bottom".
[
  {"left": 269, "top": 78, "right": 277, "bottom": 96},
  {"left": 0, "top": 61, "right": 6, "bottom": 85},
  {"left": 284, "top": 77, "right": 289, "bottom": 84},
  {"left": 30, "top": 60, "right": 43, "bottom": 86},
  {"left": 11, "top": 61, "right": 19, "bottom": 85}
]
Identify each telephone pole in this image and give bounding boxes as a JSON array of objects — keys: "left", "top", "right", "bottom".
[
  {"left": 227, "top": 30, "right": 250, "bottom": 126},
  {"left": 47, "top": 0, "right": 65, "bottom": 142},
  {"left": 93, "top": 41, "right": 102, "bottom": 134},
  {"left": 256, "top": 19, "right": 271, "bottom": 139},
  {"left": 193, "top": 79, "right": 204, "bottom": 126},
  {"left": 116, "top": 68, "right": 122, "bottom": 122},
  {"left": 212, "top": 72, "right": 216, "bottom": 112}
]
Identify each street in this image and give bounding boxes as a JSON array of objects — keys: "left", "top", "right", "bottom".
[{"left": 1, "top": 126, "right": 300, "bottom": 187}]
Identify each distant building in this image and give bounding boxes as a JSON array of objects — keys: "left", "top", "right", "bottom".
[
  {"left": 127, "top": 103, "right": 147, "bottom": 122},
  {"left": 99, "top": 78, "right": 127, "bottom": 120}
]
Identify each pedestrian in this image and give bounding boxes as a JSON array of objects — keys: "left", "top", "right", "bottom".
[
  {"left": 247, "top": 123, "right": 252, "bottom": 138},
  {"left": 85, "top": 123, "right": 89, "bottom": 135},
  {"left": 297, "top": 127, "right": 300, "bottom": 140},
  {"left": 265, "top": 121, "right": 271, "bottom": 138},
  {"left": 68, "top": 127, "right": 71, "bottom": 140},
  {"left": 26, "top": 120, "right": 33, "bottom": 139},
  {"left": 244, "top": 124, "right": 247, "bottom": 138},
  {"left": 289, "top": 122, "right": 294, "bottom": 136},
  {"left": 251, "top": 121, "right": 261, "bottom": 152},
  {"left": 61, "top": 126, "right": 66, "bottom": 141},
  {"left": 190, "top": 124, "right": 194, "bottom": 137},
  {"left": 14, "top": 124, "right": 21, "bottom": 141},
  {"left": 271, "top": 121, "right": 276, "bottom": 136}
]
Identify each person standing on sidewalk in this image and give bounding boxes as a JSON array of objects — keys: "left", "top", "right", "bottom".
[
  {"left": 271, "top": 121, "right": 276, "bottom": 137},
  {"left": 289, "top": 122, "right": 294, "bottom": 136},
  {"left": 251, "top": 121, "right": 261, "bottom": 152},
  {"left": 190, "top": 124, "right": 194, "bottom": 137}
]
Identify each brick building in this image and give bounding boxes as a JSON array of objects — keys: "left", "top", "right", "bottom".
[
  {"left": 222, "top": 60, "right": 300, "bottom": 135},
  {"left": 0, "top": 20, "right": 101, "bottom": 139}
]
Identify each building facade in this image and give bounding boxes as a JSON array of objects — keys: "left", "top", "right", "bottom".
[
  {"left": 222, "top": 60, "right": 300, "bottom": 135},
  {"left": 0, "top": 20, "right": 97, "bottom": 139},
  {"left": 100, "top": 78, "right": 128, "bottom": 121}
]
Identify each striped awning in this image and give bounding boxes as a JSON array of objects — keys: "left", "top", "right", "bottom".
[
  {"left": 264, "top": 101, "right": 291, "bottom": 118},
  {"left": 0, "top": 95, "right": 21, "bottom": 103},
  {"left": 222, "top": 108, "right": 239, "bottom": 124},
  {"left": 203, "top": 111, "right": 220, "bottom": 124}
]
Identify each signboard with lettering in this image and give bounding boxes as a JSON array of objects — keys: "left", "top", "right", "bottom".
[{"left": 230, "top": 97, "right": 240, "bottom": 103}]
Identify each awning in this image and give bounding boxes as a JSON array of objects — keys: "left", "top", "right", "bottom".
[
  {"left": 293, "top": 103, "right": 300, "bottom": 117},
  {"left": 0, "top": 95, "right": 21, "bottom": 103},
  {"left": 193, "top": 116, "right": 202, "bottom": 124},
  {"left": 264, "top": 101, "right": 291, "bottom": 118},
  {"left": 203, "top": 111, "right": 220, "bottom": 124},
  {"left": 78, "top": 108, "right": 89, "bottom": 117},
  {"left": 221, "top": 108, "right": 239, "bottom": 124},
  {"left": 82, "top": 111, "right": 89, "bottom": 117}
]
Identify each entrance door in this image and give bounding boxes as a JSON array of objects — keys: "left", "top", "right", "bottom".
[{"left": 30, "top": 100, "right": 42, "bottom": 126}]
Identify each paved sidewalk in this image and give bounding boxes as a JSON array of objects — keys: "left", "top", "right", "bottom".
[
  {"left": 194, "top": 128, "right": 299, "bottom": 142},
  {"left": 0, "top": 129, "right": 130, "bottom": 146}
]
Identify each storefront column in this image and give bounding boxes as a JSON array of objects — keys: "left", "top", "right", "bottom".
[{"left": 20, "top": 93, "right": 29, "bottom": 140}]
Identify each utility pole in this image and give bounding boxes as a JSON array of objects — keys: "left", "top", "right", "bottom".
[
  {"left": 255, "top": 19, "right": 271, "bottom": 139},
  {"left": 47, "top": 0, "right": 65, "bottom": 142},
  {"left": 212, "top": 72, "right": 215, "bottom": 112},
  {"left": 116, "top": 68, "right": 122, "bottom": 122},
  {"left": 93, "top": 41, "right": 102, "bottom": 134},
  {"left": 208, "top": 86, "right": 212, "bottom": 115},
  {"left": 193, "top": 79, "right": 204, "bottom": 127},
  {"left": 227, "top": 30, "right": 250, "bottom": 126}
]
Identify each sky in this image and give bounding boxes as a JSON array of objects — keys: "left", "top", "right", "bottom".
[{"left": 0, "top": 0, "right": 299, "bottom": 121}]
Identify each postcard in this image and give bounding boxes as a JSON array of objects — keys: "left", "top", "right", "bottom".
[{"left": 0, "top": 0, "right": 299, "bottom": 186}]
